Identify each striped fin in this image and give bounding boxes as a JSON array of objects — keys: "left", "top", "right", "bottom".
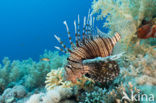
[
  {"left": 85, "top": 10, "right": 90, "bottom": 37},
  {"left": 63, "top": 21, "right": 75, "bottom": 48},
  {"left": 82, "top": 16, "right": 86, "bottom": 42},
  {"left": 54, "top": 34, "right": 71, "bottom": 53},
  {"left": 85, "top": 10, "right": 94, "bottom": 40},
  {"left": 54, "top": 46, "right": 67, "bottom": 53},
  {"left": 77, "top": 14, "right": 81, "bottom": 43},
  {"left": 111, "top": 32, "right": 121, "bottom": 46},
  {"left": 74, "top": 20, "right": 79, "bottom": 47},
  {"left": 88, "top": 13, "right": 93, "bottom": 39}
]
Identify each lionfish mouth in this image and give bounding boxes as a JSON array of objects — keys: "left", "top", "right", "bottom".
[{"left": 54, "top": 11, "right": 121, "bottom": 83}]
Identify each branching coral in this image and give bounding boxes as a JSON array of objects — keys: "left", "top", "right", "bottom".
[
  {"left": 117, "top": 52, "right": 156, "bottom": 101},
  {"left": 122, "top": 53, "right": 156, "bottom": 86},
  {"left": 79, "top": 82, "right": 140, "bottom": 103}
]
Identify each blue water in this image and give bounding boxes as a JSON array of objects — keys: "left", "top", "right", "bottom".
[{"left": 0, "top": 0, "right": 107, "bottom": 61}]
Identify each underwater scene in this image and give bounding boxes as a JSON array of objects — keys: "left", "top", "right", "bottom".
[{"left": 0, "top": 0, "right": 156, "bottom": 103}]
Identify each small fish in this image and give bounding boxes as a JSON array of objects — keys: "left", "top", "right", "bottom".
[
  {"left": 40, "top": 58, "right": 50, "bottom": 61},
  {"left": 137, "top": 18, "right": 156, "bottom": 39}
]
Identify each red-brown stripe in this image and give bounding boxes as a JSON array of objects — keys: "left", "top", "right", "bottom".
[
  {"left": 99, "top": 37, "right": 110, "bottom": 57},
  {"left": 97, "top": 38, "right": 106, "bottom": 57},
  {"left": 101, "top": 38, "right": 110, "bottom": 56},
  {"left": 94, "top": 38, "right": 104, "bottom": 57}
]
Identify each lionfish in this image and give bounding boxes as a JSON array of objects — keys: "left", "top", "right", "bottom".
[{"left": 54, "top": 13, "right": 121, "bottom": 83}]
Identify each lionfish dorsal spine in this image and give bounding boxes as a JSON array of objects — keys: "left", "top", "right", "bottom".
[
  {"left": 54, "top": 35, "right": 71, "bottom": 53},
  {"left": 54, "top": 46, "right": 67, "bottom": 53},
  {"left": 74, "top": 20, "right": 79, "bottom": 47},
  {"left": 54, "top": 13, "right": 95, "bottom": 54},
  {"left": 77, "top": 14, "right": 81, "bottom": 43},
  {"left": 63, "top": 21, "right": 75, "bottom": 48},
  {"left": 82, "top": 16, "right": 86, "bottom": 42}
]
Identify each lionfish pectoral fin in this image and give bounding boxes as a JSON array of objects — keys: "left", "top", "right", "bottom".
[{"left": 82, "top": 52, "right": 125, "bottom": 65}]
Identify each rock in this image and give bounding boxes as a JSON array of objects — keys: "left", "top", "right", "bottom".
[
  {"left": 12, "top": 85, "right": 27, "bottom": 98},
  {"left": 1, "top": 85, "right": 27, "bottom": 103},
  {"left": 2, "top": 88, "right": 15, "bottom": 103},
  {"left": 2, "top": 88, "right": 12, "bottom": 97}
]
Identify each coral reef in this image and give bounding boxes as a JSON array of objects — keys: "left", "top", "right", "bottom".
[
  {"left": 0, "top": 50, "right": 66, "bottom": 93},
  {"left": 0, "top": 0, "right": 156, "bottom": 103},
  {"left": 42, "top": 0, "right": 156, "bottom": 102}
]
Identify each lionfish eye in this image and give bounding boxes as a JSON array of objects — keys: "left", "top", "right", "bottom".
[{"left": 85, "top": 73, "right": 91, "bottom": 78}]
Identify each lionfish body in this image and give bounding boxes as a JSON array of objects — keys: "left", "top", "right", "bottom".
[{"left": 54, "top": 14, "right": 121, "bottom": 83}]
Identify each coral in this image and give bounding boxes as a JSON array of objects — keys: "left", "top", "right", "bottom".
[
  {"left": 26, "top": 94, "right": 41, "bottom": 103},
  {"left": 0, "top": 50, "right": 66, "bottom": 93},
  {"left": 115, "top": 52, "right": 156, "bottom": 102},
  {"left": 45, "top": 67, "right": 95, "bottom": 91},
  {"left": 122, "top": 53, "right": 156, "bottom": 85},
  {"left": 92, "top": 0, "right": 156, "bottom": 54},
  {"left": 92, "top": 0, "right": 156, "bottom": 34},
  {"left": 0, "top": 85, "right": 27, "bottom": 103},
  {"left": 79, "top": 82, "right": 140, "bottom": 103},
  {"left": 79, "top": 86, "right": 107, "bottom": 103},
  {"left": 40, "top": 50, "right": 67, "bottom": 69},
  {"left": 45, "top": 67, "right": 68, "bottom": 90},
  {"left": 26, "top": 86, "right": 75, "bottom": 103}
]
